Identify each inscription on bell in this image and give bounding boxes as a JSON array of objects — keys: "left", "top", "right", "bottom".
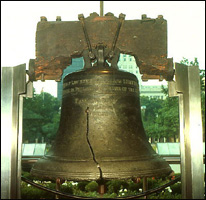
[
  {"left": 63, "top": 78, "right": 138, "bottom": 97},
  {"left": 63, "top": 79, "right": 137, "bottom": 88}
]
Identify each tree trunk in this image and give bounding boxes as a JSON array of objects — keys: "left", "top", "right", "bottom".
[{"left": 168, "top": 136, "right": 175, "bottom": 142}]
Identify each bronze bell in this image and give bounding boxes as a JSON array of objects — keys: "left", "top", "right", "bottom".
[{"left": 31, "top": 64, "right": 172, "bottom": 181}]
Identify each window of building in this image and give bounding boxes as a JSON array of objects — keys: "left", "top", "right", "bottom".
[{"left": 123, "top": 58, "right": 126, "bottom": 61}]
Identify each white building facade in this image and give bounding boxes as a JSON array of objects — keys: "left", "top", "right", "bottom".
[{"left": 117, "top": 53, "right": 167, "bottom": 99}]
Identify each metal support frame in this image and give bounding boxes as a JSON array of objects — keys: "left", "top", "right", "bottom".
[
  {"left": 168, "top": 63, "right": 204, "bottom": 199},
  {"left": 1, "top": 64, "right": 32, "bottom": 199}
]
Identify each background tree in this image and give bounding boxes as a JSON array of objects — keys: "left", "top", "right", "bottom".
[
  {"left": 140, "top": 57, "right": 204, "bottom": 142},
  {"left": 156, "top": 86, "right": 179, "bottom": 142},
  {"left": 23, "top": 90, "right": 60, "bottom": 143},
  {"left": 140, "top": 96, "right": 164, "bottom": 141},
  {"left": 140, "top": 91, "right": 179, "bottom": 142}
]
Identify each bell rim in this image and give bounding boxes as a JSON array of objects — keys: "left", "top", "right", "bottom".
[
  {"left": 31, "top": 167, "right": 173, "bottom": 181},
  {"left": 31, "top": 155, "right": 172, "bottom": 181}
]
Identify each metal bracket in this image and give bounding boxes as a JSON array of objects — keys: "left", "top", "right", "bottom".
[
  {"left": 168, "top": 63, "right": 204, "bottom": 199},
  {"left": 1, "top": 64, "right": 33, "bottom": 199}
]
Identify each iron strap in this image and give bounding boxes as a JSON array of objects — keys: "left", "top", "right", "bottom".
[{"left": 78, "top": 14, "right": 95, "bottom": 60}]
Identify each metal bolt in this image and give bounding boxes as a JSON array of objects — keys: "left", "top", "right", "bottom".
[
  {"left": 119, "top": 13, "right": 126, "bottom": 20},
  {"left": 41, "top": 73, "right": 45, "bottom": 82},
  {"left": 105, "top": 12, "right": 114, "bottom": 16},
  {"left": 78, "top": 14, "right": 84, "bottom": 21},
  {"left": 141, "top": 14, "right": 147, "bottom": 20},
  {"left": 85, "top": 107, "right": 89, "bottom": 113},
  {"left": 56, "top": 16, "right": 61, "bottom": 21},
  {"left": 89, "top": 52, "right": 95, "bottom": 59},
  {"left": 109, "top": 51, "right": 114, "bottom": 59},
  {"left": 90, "top": 12, "right": 99, "bottom": 17},
  {"left": 159, "top": 75, "right": 163, "bottom": 81},
  {"left": 40, "top": 16, "right": 47, "bottom": 22}
]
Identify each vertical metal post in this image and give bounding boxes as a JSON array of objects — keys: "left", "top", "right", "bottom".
[
  {"left": 1, "top": 64, "right": 31, "bottom": 199},
  {"left": 98, "top": 183, "right": 106, "bottom": 197},
  {"left": 143, "top": 177, "right": 148, "bottom": 199},
  {"left": 100, "top": 1, "right": 104, "bottom": 17},
  {"left": 169, "top": 63, "right": 204, "bottom": 199},
  {"left": 55, "top": 178, "right": 61, "bottom": 199}
]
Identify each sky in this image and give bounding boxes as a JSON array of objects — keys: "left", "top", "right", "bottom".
[{"left": 1, "top": 1, "right": 205, "bottom": 97}]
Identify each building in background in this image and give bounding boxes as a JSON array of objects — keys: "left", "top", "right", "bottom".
[
  {"left": 118, "top": 54, "right": 142, "bottom": 86},
  {"left": 118, "top": 54, "right": 167, "bottom": 99},
  {"left": 140, "top": 85, "right": 167, "bottom": 100},
  {"left": 57, "top": 57, "right": 84, "bottom": 102}
]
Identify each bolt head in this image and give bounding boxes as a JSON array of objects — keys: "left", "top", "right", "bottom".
[
  {"left": 158, "top": 15, "right": 163, "bottom": 19},
  {"left": 89, "top": 52, "right": 95, "bottom": 59},
  {"left": 119, "top": 13, "right": 126, "bottom": 20},
  {"left": 142, "top": 14, "right": 147, "bottom": 20},
  {"left": 78, "top": 14, "right": 84, "bottom": 20},
  {"left": 56, "top": 16, "right": 61, "bottom": 21},
  {"left": 105, "top": 12, "right": 114, "bottom": 16},
  {"left": 109, "top": 51, "right": 114, "bottom": 58},
  {"left": 40, "top": 16, "right": 47, "bottom": 22}
]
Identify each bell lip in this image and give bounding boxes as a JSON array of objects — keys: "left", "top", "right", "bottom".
[
  {"left": 31, "top": 167, "right": 173, "bottom": 181},
  {"left": 31, "top": 154, "right": 172, "bottom": 181}
]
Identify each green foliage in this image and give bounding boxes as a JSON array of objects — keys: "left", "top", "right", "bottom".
[
  {"left": 156, "top": 88, "right": 179, "bottom": 139},
  {"left": 102, "top": 192, "right": 118, "bottom": 198},
  {"left": 140, "top": 96, "right": 165, "bottom": 139},
  {"left": 58, "top": 184, "right": 73, "bottom": 195},
  {"left": 147, "top": 177, "right": 164, "bottom": 190},
  {"left": 170, "top": 182, "right": 181, "bottom": 194},
  {"left": 77, "top": 181, "right": 89, "bottom": 191},
  {"left": 180, "top": 57, "right": 199, "bottom": 66},
  {"left": 148, "top": 191, "right": 181, "bottom": 199},
  {"left": 140, "top": 57, "right": 205, "bottom": 141},
  {"left": 106, "top": 179, "right": 129, "bottom": 194},
  {"left": 21, "top": 174, "right": 182, "bottom": 199},
  {"left": 127, "top": 179, "right": 141, "bottom": 192},
  {"left": 85, "top": 181, "right": 98, "bottom": 192},
  {"left": 140, "top": 94, "right": 179, "bottom": 140},
  {"left": 23, "top": 91, "right": 60, "bottom": 143},
  {"left": 21, "top": 180, "right": 55, "bottom": 199}
]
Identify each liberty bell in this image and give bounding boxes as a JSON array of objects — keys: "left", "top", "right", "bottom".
[{"left": 31, "top": 45, "right": 172, "bottom": 181}]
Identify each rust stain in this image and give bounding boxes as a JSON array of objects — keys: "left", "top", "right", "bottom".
[{"left": 93, "top": 16, "right": 113, "bottom": 22}]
